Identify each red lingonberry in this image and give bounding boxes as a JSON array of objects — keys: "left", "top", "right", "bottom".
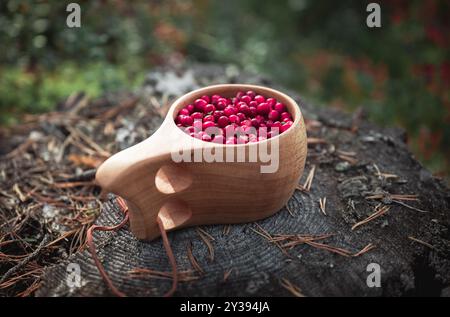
[
  {"left": 224, "top": 106, "right": 237, "bottom": 116},
  {"left": 204, "top": 104, "right": 216, "bottom": 114},
  {"left": 257, "top": 103, "right": 270, "bottom": 115},
  {"left": 268, "top": 110, "right": 279, "bottom": 121},
  {"left": 191, "top": 112, "right": 203, "bottom": 120},
  {"left": 201, "top": 95, "right": 210, "bottom": 103},
  {"left": 217, "top": 115, "right": 230, "bottom": 128},
  {"left": 254, "top": 95, "right": 265, "bottom": 103},
  {"left": 203, "top": 114, "right": 215, "bottom": 122},
  {"left": 176, "top": 91, "right": 294, "bottom": 143},
  {"left": 194, "top": 98, "right": 207, "bottom": 112},
  {"left": 274, "top": 102, "right": 286, "bottom": 113},
  {"left": 246, "top": 90, "right": 256, "bottom": 99}
]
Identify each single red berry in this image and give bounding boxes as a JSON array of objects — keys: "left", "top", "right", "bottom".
[
  {"left": 280, "top": 112, "right": 291, "bottom": 121},
  {"left": 211, "top": 94, "right": 221, "bottom": 104},
  {"left": 218, "top": 97, "right": 229, "bottom": 105},
  {"left": 224, "top": 106, "right": 237, "bottom": 116},
  {"left": 246, "top": 90, "right": 256, "bottom": 99},
  {"left": 238, "top": 102, "right": 250, "bottom": 115},
  {"left": 249, "top": 101, "right": 258, "bottom": 108},
  {"left": 191, "top": 112, "right": 203, "bottom": 120},
  {"left": 251, "top": 118, "right": 260, "bottom": 128},
  {"left": 240, "top": 119, "right": 252, "bottom": 127},
  {"left": 217, "top": 116, "right": 229, "bottom": 128},
  {"left": 274, "top": 102, "right": 286, "bottom": 113},
  {"left": 216, "top": 101, "right": 226, "bottom": 110},
  {"left": 186, "top": 104, "right": 194, "bottom": 114},
  {"left": 201, "top": 95, "right": 210, "bottom": 103},
  {"left": 236, "top": 112, "right": 246, "bottom": 121},
  {"left": 213, "top": 110, "right": 224, "bottom": 120},
  {"left": 280, "top": 121, "right": 293, "bottom": 133},
  {"left": 202, "top": 121, "right": 216, "bottom": 130},
  {"left": 203, "top": 114, "right": 215, "bottom": 122},
  {"left": 182, "top": 115, "right": 194, "bottom": 126},
  {"left": 255, "top": 115, "right": 265, "bottom": 123},
  {"left": 204, "top": 104, "right": 216, "bottom": 114},
  {"left": 175, "top": 115, "right": 183, "bottom": 124},
  {"left": 229, "top": 114, "right": 240, "bottom": 124},
  {"left": 254, "top": 95, "right": 265, "bottom": 103},
  {"left": 179, "top": 108, "right": 190, "bottom": 116},
  {"left": 240, "top": 95, "right": 252, "bottom": 104},
  {"left": 194, "top": 98, "right": 207, "bottom": 112},
  {"left": 266, "top": 98, "right": 276, "bottom": 107},
  {"left": 257, "top": 103, "right": 270, "bottom": 115},
  {"left": 271, "top": 121, "right": 281, "bottom": 129},
  {"left": 268, "top": 109, "right": 279, "bottom": 121}
]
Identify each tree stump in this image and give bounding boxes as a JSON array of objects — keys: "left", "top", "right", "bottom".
[{"left": 35, "top": 64, "right": 450, "bottom": 297}]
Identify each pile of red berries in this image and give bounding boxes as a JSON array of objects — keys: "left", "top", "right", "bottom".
[{"left": 175, "top": 91, "right": 294, "bottom": 144}]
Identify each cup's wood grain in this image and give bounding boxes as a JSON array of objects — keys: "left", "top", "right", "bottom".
[{"left": 95, "top": 84, "right": 307, "bottom": 240}]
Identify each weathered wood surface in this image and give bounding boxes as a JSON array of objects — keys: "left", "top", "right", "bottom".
[{"left": 36, "top": 64, "right": 450, "bottom": 297}]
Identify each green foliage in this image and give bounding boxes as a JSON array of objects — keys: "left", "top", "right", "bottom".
[{"left": 0, "top": 63, "right": 144, "bottom": 124}]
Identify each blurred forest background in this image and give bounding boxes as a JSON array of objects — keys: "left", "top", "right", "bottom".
[{"left": 0, "top": 0, "right": 449, "bottom": 178}]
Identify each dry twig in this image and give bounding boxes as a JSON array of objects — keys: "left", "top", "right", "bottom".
[
  {"left": 319, "top": 197, "right": 327, "bottom": 216},
  {"left": 187, "top": 242, "right": 204, "bottom": 275},
  {"left": 222, "top": 225, "right": 231, "bottom": 235},
  {"left": 0, "top": 235, "right": 50, "bottom": 286},
  {"left": 307, "top": 138, "right": 327, "bottom": 145},
  {"left": 250, "top": 224, "right": 289, "bottom": 256},
  {"left": 280, "top": 278, "right": 304, "bottom": 297},
  {"left": 408, "top": 236, "right": 435, "bottom": 250},
  {"left": 128, "top": 268, "right": 198, "bottom": 282},
  {"left": 223, "top": 268, "right": 233, "bottom": 282},
  {"left": 373, "top": 164, "right": 398, "bottom": 180},
  {"left": 196, "top": 227, "right": 215, "bottom": 262},
  {"left": 297, "top": 165, "right": 316, "bottom": 192},
  {"left": 265, "top": 232, "right": 374, "bottom": 258},
  {"left": 352, "top": 204, "right": 390, "bottom": 230}
]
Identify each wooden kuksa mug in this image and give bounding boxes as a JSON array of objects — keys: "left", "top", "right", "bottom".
[{"left": 95, "top": 84, "right": 307, "bottom": 240}]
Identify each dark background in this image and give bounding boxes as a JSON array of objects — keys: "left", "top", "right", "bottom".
[{"left": 0, "top": 0, "right": 449, "bottom": 178}]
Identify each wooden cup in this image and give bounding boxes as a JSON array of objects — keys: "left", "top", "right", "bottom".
[{"left": 95, "top": 84, "right": 307, "bottom": 240}]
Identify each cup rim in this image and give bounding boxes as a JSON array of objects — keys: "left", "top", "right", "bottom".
[{"left": 167, "top": 84, "right": 303, "bottom": 147}]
